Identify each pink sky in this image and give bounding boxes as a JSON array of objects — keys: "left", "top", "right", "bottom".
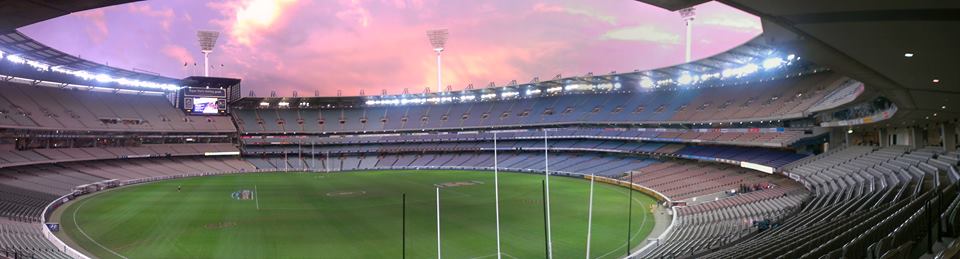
[{"left": 20, "top": 0, "right": 761, "bottom": 97}]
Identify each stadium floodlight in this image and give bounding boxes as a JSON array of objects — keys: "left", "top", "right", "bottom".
[
  {"left": 3, "top": 53, "right": 178, "bottom": 91},
  {"left": 762, "top": 57, "right": 785, "bottom": 70},
  {"left": 677, "top": 73, "right": 695, "bottom": 85},
  {"left": 95, "top": 74, "right": 112, "bottom": 83},
  {"left": 639, "top": 77, "right": 655, "bottom": 88},
  {"left": 427, "top": 29, "right": 449, "bottom": 94},
  {"left": 197, "top": 30, "right": 220, "bottom": 77},
  {"left": 6, "top": 54, "right": 25, "bottom": 64},
  {"left": 679, "top": 7, "right": 696, "bottom": 62}
]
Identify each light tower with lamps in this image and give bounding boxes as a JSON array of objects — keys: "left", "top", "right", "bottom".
[
  {"left": 426, "top": 29, "right": 448, "bottom": 94},
  {"left": 679, "top": 7, "right": 696, "bottom": 63},
  {"left": 197, "top": 30, "right": 220, "bottom": 77}
]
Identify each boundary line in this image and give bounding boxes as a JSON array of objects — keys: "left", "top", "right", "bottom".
[
  {"left": 593, "top": 191, "right": 651, "bottom": 259},
  {"left": 73, "top": 198, "right": 128, "bottom": 259}
]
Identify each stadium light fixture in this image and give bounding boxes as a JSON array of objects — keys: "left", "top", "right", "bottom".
[
  {"left": 639, "top": 77, "right": 655, "bottom": 88},
  {"left": 6, "top": 54, "right": 25, "bottom": 64},
  {"left": 197, "top": 30, "right": 220, "bottom": 77},
  {"left": 932, "top": 79, "right": 940, "bottom": 83},
  {"left": 904, "top": 52, "right": 915, "bottom": 58},
  {"left": 762, "top": 57, "right": 784, "bottom": 70},
  {"left": 3, "top": 50, "right": 179, "bottom": 91},
  {"left": 95, "top": 74, "right": 115, "bottom": 83},
  {"left": 427, "top": 29, "right": 449, "bottom": 94},
  {"left": 677, "top": 73, "right": 695, "bottom": 85},
  {"left": 564, "top": 84, "right": 585, "bottom": 91}
]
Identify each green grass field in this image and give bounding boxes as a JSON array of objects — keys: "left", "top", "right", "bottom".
[{"left": 55, "top": 170, "right": 656, "bottom": 258}]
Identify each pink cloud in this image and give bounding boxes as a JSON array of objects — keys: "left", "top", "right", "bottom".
[
  {"left": 336, "top": 0, "right": 373, "bottom": 27},
  {"left": 209, "top": 0, "right": 301, "bottom": 47},
  {"left": 532, "top": 3, "right": 617, "bottom": 24},
  {"left": 162, "top": 44, "right": 196, "bottom": 64},
  {"left": 127, "top": 3, "right": 176, "bottom": 31},
  {"left": 74, "top": 9, "right": 109, "bottom": 43}
]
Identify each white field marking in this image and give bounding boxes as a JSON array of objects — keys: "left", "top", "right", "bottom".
[
  {"left": 254, "top": 185, "right": 260, "bottom": 210},
  {"left": 468, "top": 252, "right": 519, "bottom": 259},
  {"left": 468, "top": 253, "right": 498, "bottom": 259},
  {"left": 592, "top": 192, "right": 650, "bottom": 259},
  {"left": 73, "top": 197, "right": 129, "bottom": 259}
]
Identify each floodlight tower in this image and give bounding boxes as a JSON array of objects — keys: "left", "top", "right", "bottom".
[
  {"left": 679, "top": 7, "right": 696, "bottom": 63},
  {"left": 427, "top": 29, "right": 449, "bottom": 94},
  {"left": 197, "top": 31, "right": 220, "bottom": 77}
]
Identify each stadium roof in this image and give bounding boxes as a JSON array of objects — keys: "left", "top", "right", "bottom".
[
  {"left": 637, "top": 0, "right": 960, "bottom": 125},
  {"left": 239, "top": 35, "right": 808, "bottom": 107},
  {"left": 0, "top": 31, "right": 180, "bottom": 84},
  {"left": 0, "top": 0, "right": 139, "bottom": 32},
  {"left": 0, "top": 0, "right": 182, "bottom": 91}
]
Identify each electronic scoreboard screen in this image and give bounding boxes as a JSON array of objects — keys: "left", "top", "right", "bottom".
[{"left": 182, "top": 87, "right": 227, "bottom": 115}]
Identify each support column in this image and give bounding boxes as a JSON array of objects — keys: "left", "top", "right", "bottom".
[
  {"left": 829, "top": 128, "right": 847, "bottom": 149},
  {"left": 942, "top": 122, "right": 957, "bottom": 152},
  {"left": 878, "top": 128, "right": 889, "bottom": 147},
  {"left": 910, "top": 126, "right": 925, "bottom": 149}
]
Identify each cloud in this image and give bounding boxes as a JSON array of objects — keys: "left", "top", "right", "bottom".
[
  {"left": 699, "top": 12, "right": 762, "bottom": 32},
  {"left": 336, "top": 0, "right": 372, "bottom": 27},
  {"left": 74, "top": 9, "right": 109, "bottom": 43},
  {"left": 127, "top": 3, "right": 176, "bottom": 31},
  {"left": 532, "top": 3, "right": 616, "bottom": 24},
  {"left": 162, "top": 45, "right": 195, "bottom": 64},
  {"left": 210, "top": 0, "right": 300, "bottom": 46},
  {"left": 381, "top": 0, "right": 425, "bottom": 9},
  {"left": 600, "top": 25, "right": 680, "bottom": 45}
]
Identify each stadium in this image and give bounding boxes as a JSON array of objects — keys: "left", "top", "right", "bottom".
[{"left": 0, "top": 0, "right": 957, "bottom": 258}]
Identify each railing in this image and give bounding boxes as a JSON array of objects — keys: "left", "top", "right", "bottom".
[{"left": 40, "top": 192, "right": 90, "bottom": 259}]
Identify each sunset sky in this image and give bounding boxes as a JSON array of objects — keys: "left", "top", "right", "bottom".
[{"left": 20, "top": 0, "right": 761, "bottom": 97}]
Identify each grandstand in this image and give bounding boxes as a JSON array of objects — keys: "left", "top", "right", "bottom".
[{"left": 0, "top": 0, "right": 957, "bottom": 258}]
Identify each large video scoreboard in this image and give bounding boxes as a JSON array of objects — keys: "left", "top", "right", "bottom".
[
  {"left": 182, "top": 87, "right": 227, "bottom": 115},
  {"left": 177, "top": 76, "right": 241, "bottom": 115}
]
